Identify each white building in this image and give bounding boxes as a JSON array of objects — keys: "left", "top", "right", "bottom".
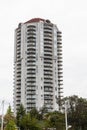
[{"left": 13, "top": 18, "right": 63, "bottom": 115}]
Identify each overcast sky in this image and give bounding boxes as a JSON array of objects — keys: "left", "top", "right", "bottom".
[{"left": 0, "top": 0, "right": 87, "bottom": 113}]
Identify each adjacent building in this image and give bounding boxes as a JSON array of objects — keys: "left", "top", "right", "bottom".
[{"left": 13, "top": 18, "right": 63, "bottom": 115}]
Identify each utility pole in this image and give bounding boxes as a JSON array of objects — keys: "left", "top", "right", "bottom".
[
  {"left": 65, "top": 101, "right": 68, "bottom": 130},
  {"left": 1, "top": 100, "right": 4, "bottom": 130}
]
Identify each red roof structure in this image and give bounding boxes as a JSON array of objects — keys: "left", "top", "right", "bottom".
[{"left": 25, "top": 18, "right": 45, "bottom": 24}]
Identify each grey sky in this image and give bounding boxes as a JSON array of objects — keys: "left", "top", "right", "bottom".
[{"left": 0, "top": 0, "right": 87, "bottom": 113}]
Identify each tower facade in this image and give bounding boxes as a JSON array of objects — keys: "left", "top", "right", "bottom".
[{"left": 14, "top": 18, "right": 63, "bottom": 114}]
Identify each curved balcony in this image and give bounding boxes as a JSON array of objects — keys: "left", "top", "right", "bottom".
[
  {"left": 27, "top": 75, "right": 36, "bottom": 78},
  {"left": 27, "top": 36, "right": 36, "bottom": 40},
  {"left": 27, "top": 33, "right": 36, "bottom": 37},
  {"left": 44, "top": 88, "right": 53, "bottom": 92},
  {"left": 27, "top": 70, "right": 36, "bottom": 74},
  {"left": 16, "top": 62, "right": 21, "bottom": 65},
  {"left": 44, "top": 52, "right": 53, "bottom": 57},
  {"left": 27, "top": 91, "right": 36, "bottom": 95},
  {"left": 44, "top": 91, "right": 53, "bottom": 95},
  {"left": 44, "top": 24, "right": 53, "bottom": 30},
  {"left": 44, "top": 95, "right": 53, "bottom": 100},
  {"left": 44, "top": 28, "right": 52, "bottom": 33},
  {"left": 16, "top": 66, "right": 21, "bottom": 70},
  {"left": 27, "top": 45, "right": 36, "bottom": 49},
  {"left": 27, "top": 83, "right": 36, "bottom": 86},
  {"left": 44, "top": 77, "right": 53, "bottom": 81},
  {"left": 16, "top": 89, "right": 21, "bottom": 93},
  {"left": 27, "top": 55, "right": 36, "bottom": 59},
  {"left": 44, "top": 82, "right": 53, "bottom": 85},
  {"left": 27, "top": 78, "right": 36, "bottom": 82},
  {"left": 58, "top": 45, "right": 62, "bottom": 48},
  {"left": 44, "top": 30, "right": 52, "bottom": 34},
  {"left": 44, "top": 62, "right": 52, "bottom": 65},
  {"left": 27, "top": 66, "right": 36, "bottom": 70},
  {"left": 27, "top": 39, "right": 36, "bottom": 43},
  {"left": 27, "top": 31, "right": 36, "bottom": 35},
  {"left": 26, "top": 87, "right": 36, "bottom": 91},
  {"left": 44, "top": 36, "right": 52, "bottom": 41},
  {"left": 27, "top": 25, "right": 36, "bottom": 28},
  {"left": 57, "top": 38, "right": 62, "bottom": 41}
]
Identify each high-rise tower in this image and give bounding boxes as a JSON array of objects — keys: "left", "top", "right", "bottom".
[{"left": 14, "top": 18, "right": 63, "bottom": 115}]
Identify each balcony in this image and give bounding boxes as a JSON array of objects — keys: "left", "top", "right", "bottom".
[
  {"left": 27, "top": 69, "right": 36, "bottom": 72},
  {"left": 44, "top": 83, "right": 53, "bottom": 87},
  {"left": 27, "top": 42, "right": 36, "bottom": 46},
  {"left": 57, "top": 42, "right": 62, "bottom": 45},
  {"left": 44, "top": 88, "right": 53, "bottom": 92},
  {"left": 26, "top": 95, "right": 36, "bottom": 99},
  {"left": 44, "top": 68, "right": 53, "bottom": 72},
  {"left": 27, "top": 25, "right": 36, "bottom": 28},
  {"left": 44, "top": 96, "right": 53, "bottom": 100},
  {"left": 16, "top": 66, "right": 21, "bottom": 70},
  {"left": 27, "top": 45, "right": 36, "bottom": 49},
  {"left": 44, "top": 30, "right": 52, "bottom": 34},
  {"left": 27, "top": 82, "right": 36, "bottom": 86},
  {"left": 44, "top": 64, "right": 53, "bottom": 67},
  {"left": 57, "top": 60, "right": 63, "bottom": 63},
  {"left": 44, "top": 25, "right": 52, "bottom": 30},
  {"left": 27, "top": 55, "right": 36, "bottom": 59},
  {"left": 27, "top": 59, "right": 36, "bottom": 63},
  {"left": 26, "top": 87, "right": 36, "bottom": 91},
  {"left": 27, "top": 75, "right": 36, "bottom": 78},
  {"left": 44, "top": 91, "right": 53, "bottom": 95},
  {"left": 27, "top": 31, "right": 36, "bottom": 35},
  {"left": 27, "top": 91, "right": 36, "bottom": 95},
  {"left": 44, "top": 48, "right": 52, "bottom": 52},
  {"left": 26, "top": 99, "right": 36, "bottom": 103},
  {"left": 44, "top": 55, "right": 52, "bottom": 59},
  {"left": 44, "top": 52, "right": 52, "bottom": 56},
  {"left": 27, "top": 78, "right": 36, "bottom": 82},
  {"left": 27, "top": 66, "right": 36, "bottom": 70},
  {"left": 57, "top": 38, "right": 62, "bottom": 41},
  {"left": 27, "top": 34, "right": 36, "bottom": 37},
  {"left": 44, "top": 36, "right": 52, "bottom": 41},
  {"left": 27, "top": 104, "right": 36, "bottom": 108}
]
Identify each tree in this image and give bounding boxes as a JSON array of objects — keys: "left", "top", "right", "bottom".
[
  {"left": 4, "top": 105, "right": 17, "bottom": 130},
  {"left": 44, "top": 111, "right": 65, "bottom": 130},
  {"left": 16, "top": 104, "right": 26, "bottom": 130},
  {"left": 30, "top": 108, "right": 39, "bottom": 119},
  {"left": 39, "top": 105, "right": 48, "bottom": 120},
  {"left": 64, "top": 95, "right": 87, "bottom": 130},
  {"left": 4, "top": 120, "right": 17, "bottom": 130}
]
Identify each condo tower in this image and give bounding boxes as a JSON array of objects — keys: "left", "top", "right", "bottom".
[{"left": 14, "top": 18, "right": 63, "bottom": 115}]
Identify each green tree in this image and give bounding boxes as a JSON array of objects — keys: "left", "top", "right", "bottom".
[
  {"left": 45, "top": 111, "right": 65, "bottom": 130},
  {"left": 16, "top": 104, "right": 26, "bottom": 130},
  {"left": 4, "top": 105, "right": 16, "bottom": 130},
  {"left": 4, "top": 120, "right": 17, "bottom": 130},
  {"left": 30, "top": 108, "right": 39, "bottom": 119},
  {"left": 39, "top": 105, "right": 48, "bottom": 120},
  {"left": 64, "top": 95, "right": 87, "bottom": 130}
]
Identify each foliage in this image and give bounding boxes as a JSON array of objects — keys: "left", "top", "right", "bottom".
[
  {"left": 4, "top": 120, "right": 17, "bottom": 130},
  {"left": 4, "top": 96, "right": 87, "bottom": 130},
  {"left": 30, "top": 108, "right": 39, "bottom": 119},
  {"left": 16, "top": 104, "right": 26, "bottom": 130},
  {"left": 45, "top": 111, "right": 65, "bottom": 130},
  {"left": 4, "top": 105, "right": 17, "bottom": 130},
  {"left": 64, "top": 95, "right": 87, "bottom": 130},
  {"left": 4, "top": 105, "right": 15, "bottom": 123}
]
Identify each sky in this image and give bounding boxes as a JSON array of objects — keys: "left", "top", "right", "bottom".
[{"left": 0, "top": 0, "right": 87, "bottom": 114}]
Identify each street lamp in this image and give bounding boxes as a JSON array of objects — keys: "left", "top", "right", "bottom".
[
  {"left": 65, "top": 101, "right": 68, "bottom": 130},
  {"left": 65, "top": 101, "right": 72, "bottom": 130}
]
